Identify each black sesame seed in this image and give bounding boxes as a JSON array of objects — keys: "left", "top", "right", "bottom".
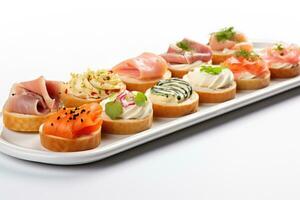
[
  {"left": 81, "top": 109, "right": 86, "bottom": 113},
  {"left": 69, "top": 117, "right": 72, "bottom": 120},
  {"left": 57, "top": 116, "right": 61, "bottom": 120},
  {"left": 51, "top": 123, "right": 54, "bottom": 126},
  {"left": 81, "top": 119, "right": 84, "bottom": 122}
]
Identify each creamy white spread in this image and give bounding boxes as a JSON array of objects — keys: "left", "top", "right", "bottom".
[
  {"left": 269, "top": 63, "right": 298, "bottom": 69},
  {"left": 101, "top": 91, "right": 152, "bottom": 120},
  {"left": 146, "top": 78, "right": 193, "bottom": 104},
  {"left": 183, "top": 66, "right": 234, "bottom": 90},
  {"left": 237, "top": 71, "right": 256, "bottom": 79},
  {"left": 170, "top": 61, "right": 204, "bottom": 71}
]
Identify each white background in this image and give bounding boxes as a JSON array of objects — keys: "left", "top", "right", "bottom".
[{"left": 1, "top": 0, "right": 300, "bottom": 199}]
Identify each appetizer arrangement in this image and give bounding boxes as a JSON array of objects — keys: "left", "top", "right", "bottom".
[
  {"left": 222, "top": 50, "right": 270, "bottom": 90},
  {"left": 146, "top": 78, "right": 199, "bottom": 117},
  {"left": 161, "top": 38, "right": 212, "bottom": 78},
  {"left": 183, "top": 65, "right": 236, "bottom": 103},
  {"left": 61, "top": 69, "right": 126, "bottom": 107},
  {"left": 112, "top": 52, "right": 171, "bottom": 92},
  {"left": 2, "top": 27, "right": 300, "bottom": 153},
  {"left": 100, "top": 90, "right": 153, "bottom": 134},
  {"left": 262, "top": 43, "right": 300, "bottom": 78},
  {"left": 209, "top": 27, "right": 253, "bottom": 64},
  {"left": 3, "top": 76, "right": 61, "bottom": 132},
  {"left": 40, "top": 103, "right": 102, "bottom": 152}
]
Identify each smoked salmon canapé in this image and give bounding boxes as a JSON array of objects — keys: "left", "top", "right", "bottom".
[
  {"left": 222, "top": 50, "right": 270, "bottom": 90},
  {"left": 39, "top": 103, "right": 102, "bottom": 152},
  {"left": 209, "top": 27, "right": 253, "bottom": 64},
  {"left": 262, "top": 43, "right": 300, "bottom": 78},
  {"left": 112, "top": 52, "right": 171, "bottom": 92},
  {"left": 183, "top": 65, "right": 236, "bottom": 103},
  {"left": 61, "top": 69, "right": 126, "bottom": 108},
  {"left": 145, "top": 78, "right": 199, "bottom": 118},
  {"left": 3, "top": 76, "right": 62, "bottom": 132},
  {"left": 100, "top": 90, "right": 153, "bottom": 135},
  {"left": 160, "top": 38, "right": 212, "bottom": 78}
]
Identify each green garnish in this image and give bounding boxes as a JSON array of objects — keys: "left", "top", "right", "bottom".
[
  {"left": 105, "top": 100, "right": 123, "bottom": 119},
  {"left": 134, "top": 92, "right": 147, "bottom": 106},
  {"left": 200, "top": 65, "right": 223, "bottom": 75},
  {"left": 215, "top": 27, "right": 236, "bottom": 42},
  {"left": 274, "top": 43, "right": 284, "bottom": 51},
  {"left": 235, "top": 49, "right": 259, "bottom": 61},
  {"left": 176, "top": 40, "right": 191, "bottom": 51}
]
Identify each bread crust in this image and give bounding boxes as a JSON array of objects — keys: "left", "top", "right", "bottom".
[
  {"left": 212, "top": 51, "right": 234, "bottom": 65},
  {"left": 3, "top": 110, "right": 51, "bottom": 133},
  {"left": 40, "top": 126, "right": 101, "bottom": 152},
  {"left": 270, "top": 64, "right": 300, "bottom": 79},
  {"left": 195, "top": 82, "right": 236, "bottom": 103},
  {"left": 151, "top": 92, "right": 199, "bottom": 118},
  {"left": 168, "top": 65, "right": 190, "bottom": 78},
  {"left": 236, "top": 73, "right": 270, "bottom": 90},
  {"left": 118, "top": 70, "right": 172, "bottom": 92},
  {"left": 101, "top": 111, "right": 153, "bottom": 135}
]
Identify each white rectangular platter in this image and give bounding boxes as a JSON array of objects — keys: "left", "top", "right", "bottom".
[{"left": 0, "top": 42, "right": 299, "bottom": 165}]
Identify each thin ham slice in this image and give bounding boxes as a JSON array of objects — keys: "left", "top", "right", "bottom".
[
  {"left": 263, "top": 44, "right": 300, "bottom": 65},
  {"left": 112, "top": 52, "right": 168, "bottom": 80},
  {"left": 4, "top": 76, "right": 61, "bottom": 115},
  {"left": 160, "top": 38, "right": 212, "bottom": 64}
]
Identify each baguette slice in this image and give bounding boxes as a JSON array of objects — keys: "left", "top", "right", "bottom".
[
  {"left": 101, "top": 111, "right": 153, "bottom": 135},
  {"left": 212, "top": 51, "right": 234, "bottom": 65},
  {"left": 195, "top": 82, "right": 236, "bottom": 103},
  {"left": 118, "top": 70, "right": 171, "bottom": 92},
  {"left": 3, "top": 110, "right": 51, "bottom": 133},
  {"left": 149, "top": 91, "right": 199, "bottom": 118},
  {"left": 39, "top": 125, "right": 101, "bottom": 152},
  {"left": 236, "top": 73, "right": 270, "bottom": 90},
  {"left": 168, "top": 65, "right": 190, "bottom": 78},
  {"left": 270, "top": 64, "right": 300, "bottom": 78}
]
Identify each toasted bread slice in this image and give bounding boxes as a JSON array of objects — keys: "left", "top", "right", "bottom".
[
  {"left": 118, "top": 70, "right": 171, "bottom": 92},
  {"left": 60, "top": 84, "right": 102, "bottom": 108},
  {"left": 101, "top": 111, "right": 153, "bottom": 135},
  {"left": 212, "top": 51, "right": 234, "bottom": 65},
  {"left": 270, "top": 64, "right": 300, "bottom": 79},
  {"left": 168, "top": 65, "right": 190, "bottom": 78},
  {"left": 39, "top": 125, "right": 101, "bottom": 152},
  {"left": 195, "top": 82, "right": 236, "bottom": 103},
  {"left": 3, "top": 110, "right": 51, "bottom": 133},
  {"left": 149, "top": 92, "right": 199, "bottom": 118},
  {"left": 236, "top": 73, "right": 270, "bottom": 90}
]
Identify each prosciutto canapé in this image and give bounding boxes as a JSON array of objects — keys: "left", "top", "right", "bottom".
[
  {"left": 160, "top": 38, "right": 212, "bottom": 64},
  {"left": 5, "top": 76, "right": 61, "bottom": 115},
  {"left": 112, "top": 52, "right": 168, "bottom": 80},
  {"left": 263, "top": 43, "right": 300, "bottom": 65}
]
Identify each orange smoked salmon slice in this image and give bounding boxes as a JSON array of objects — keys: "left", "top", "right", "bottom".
[{"left": 43, "top": 103, "right": 102, "bottom": 139}]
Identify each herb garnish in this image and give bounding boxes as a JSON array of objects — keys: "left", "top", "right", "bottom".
[
  {"left": 200, "top": 65, "right": 223, "bottom": 75},
  {"left": 105, "top": 100, "right": 123, "bottom": 119},
  {"left": 235, "top": 49, "right": 259, "bottom": 61},
  {"left": 176, "top": 40, "right": 191, "bottom": 51},
  {"left": 215, "top": 27, "right": 236, "bottom": 42},
  {"left": 274, "top": 43, "right": 284, "bottom": 51},
  {"left": 134, "top": 92, "right": 147, "bottom": 106}
]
